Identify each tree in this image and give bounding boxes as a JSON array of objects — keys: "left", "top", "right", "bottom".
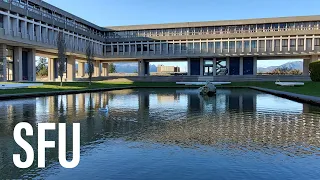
[
  {"left": 109, "top": 63, "right": 116, "bottom": 73},
  {"left": 86, "top": 42, "right": 94, "bottom": 86},
  {"left": 36, "top": 57, "right": 48, "bottom": 78},
  {"left": 57, "top": 32, "right": 66, "bottom": 86}
]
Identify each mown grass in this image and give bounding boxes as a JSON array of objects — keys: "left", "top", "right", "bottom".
[
  {"left": 1, "top": 81, "right": 320, "bottom": 97},
  {"left": 0, "top": 81, "right": 179, "bottom": 95}
]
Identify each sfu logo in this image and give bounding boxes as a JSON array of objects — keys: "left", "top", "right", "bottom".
[{"left": 13, "top": 123, "right": 80, "bottom": 169}]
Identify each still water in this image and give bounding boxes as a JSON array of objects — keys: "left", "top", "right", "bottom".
[{"left": 0, "top": 88, "right": 320, "bottom": 180}]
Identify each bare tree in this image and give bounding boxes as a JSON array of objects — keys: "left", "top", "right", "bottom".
[
  {"left": 86, "top": 42, "right": 94, "bottom": 86},
  {"left": 57, "top": 32, "right": 66, "bottom": 86}
]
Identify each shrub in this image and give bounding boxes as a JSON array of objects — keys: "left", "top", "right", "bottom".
[{"left": 309, "top": 61, "right": 320, "bottom": 81}]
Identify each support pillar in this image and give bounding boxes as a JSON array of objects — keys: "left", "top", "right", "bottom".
[
  {"left": 304, "top": 55, "right": 319, "bottom": 76},
  {"left": 94, "top": 60, "right": 101, "bottom": 77},
  {"left": 187, "top": 58, "right": 191, "bottom": 76},
  {"left": 303, "top": 59, "right": 311, "bottom": 76},
  {"left": 3, "top": 14, "right": 10, "bottom": 35},
  {"left": 67, "top": 56, "right": 76, "bottom": 81},
  {"left": 253, "top": 57, "right": 257, "bottom": 75},
  {"left": 138, "top": 59, "right": 145, "bottom": 76},
  {"left": 226, "top": 57, "right": 230, "bottom": 75},
  {"left": 212, "top": 58, "right": 217, "bottom": 76},
  {"left": 27, "top": 49, "right": 36, "bottom": 81},
  {"left": 102, "top": 63, "right": 109, "bottom": 76},
  {"left": 13, "top": 47, "right": 22, "bottom": 82},
  {"left": 48, "top": 58, "right": 55, "bottom": 81},
  {"left": 0, "top": 44, "right": 7, "bottom": 82},
  {"left": 78, "top": 62, "right": 85, "bottom": 77},
  {"left": 239, "top": 57, "right": 244, "bottom": 75},
  {"left": 200, "top": 58, "right": 204, "bottom": 76}
]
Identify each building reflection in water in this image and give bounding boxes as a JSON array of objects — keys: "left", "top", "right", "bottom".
[{"left": 0, "top": 88, "right": 319, "bottom": 178}]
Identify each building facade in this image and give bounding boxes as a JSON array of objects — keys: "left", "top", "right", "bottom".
[{"left": 0, "top": 0, "right": 319, "bottom": 81}]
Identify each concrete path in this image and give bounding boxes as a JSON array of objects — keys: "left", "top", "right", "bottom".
[{"left": 250, "top": 87, "right": 320, "bottom": 106}]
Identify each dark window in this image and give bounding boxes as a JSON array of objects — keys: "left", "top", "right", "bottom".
[
  {"left": 137, "top": 44, "right": 141, "bottom": 51},
  {"left": 298, "top": 39, "right": 304, "bottom": 47},
  {"left": 290, "top": 39, "right": 296, "bottom": 47}
]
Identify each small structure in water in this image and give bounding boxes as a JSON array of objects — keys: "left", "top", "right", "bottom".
[{"left": 199, "top": 81, "right": 216, "bottom": 96}]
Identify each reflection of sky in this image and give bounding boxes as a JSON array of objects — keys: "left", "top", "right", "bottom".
[
  {"left": 149, "top": 94, "right": 188, "bottom": 109},
  {"left": 256, "top": 94, "right": 302, "bottom": 113},
  {"left": 108, "top": 94, "right": 138, "bottom": 110}
]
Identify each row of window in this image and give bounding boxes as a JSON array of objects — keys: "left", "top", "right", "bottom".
[
  {"left": 106, "top": 21, "right": 320, "bottom": 38},
  {"left": 106, "top": 38, "right": 320, "bottom": 54},
  {"left": 3, "top": 0, "right": 104, "bottom": 37}
]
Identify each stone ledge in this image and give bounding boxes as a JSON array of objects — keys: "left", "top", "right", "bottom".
[{"left": 250, "top": 86, "right": 320, "bottom": 106}]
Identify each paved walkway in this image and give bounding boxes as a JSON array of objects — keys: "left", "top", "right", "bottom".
[{"left": 250, "top": 87, "right": 320, "bottom": 106}]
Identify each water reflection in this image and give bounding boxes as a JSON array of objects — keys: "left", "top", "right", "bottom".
[{"left": 0, "top": 88, "right": 319, "bottom": 179}]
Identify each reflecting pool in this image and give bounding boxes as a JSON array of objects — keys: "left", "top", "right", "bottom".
[{"left": 0, "top": 88, "right": 320, "bottom": 179}]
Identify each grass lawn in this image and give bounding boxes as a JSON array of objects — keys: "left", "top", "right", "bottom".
[
  {"left": 0, "top": 81, "right": 179, "bottom": 95},
  {"left": 0, "top": 81, "right": 320, "bottom": 97}
]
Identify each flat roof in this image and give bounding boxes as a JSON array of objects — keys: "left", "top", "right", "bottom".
[{"left": 104, "top": 15, "right": 320, "bottom": 31}]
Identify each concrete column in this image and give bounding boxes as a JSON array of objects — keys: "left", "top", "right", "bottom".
[
  {"left": 0, "top": 44, "right": 7, "bottom": 82},
  {"left": 102, "top": 63, "right": 109, "bottom": 76},
  {"left": 253, "top": 57, "right": 258, "bottom": 75},
  {"left": 138, "top": 59, "right": 145, "bottom": 76},
  {"left": 78, "top": 62, "right": 85, "bottom": 77},
  {"left": 200, "top": 58, "right": 204, "bottom": 76},
  {"left": 27, "top": 49, "right": 36, "bottom": 81},
  {"left": 3, "top": 14, "right": 10, "bottom": 35},
  {"left": 239, "top": 57, "right": 244, "bottom": 75},
  {"left": 28, "top": 23, "right": 34, "bottom": 40},
  {"left": 304, "top": 55, "right": 319, "bottom": 75},
  {"left": 94, "top": 60, "right": 101, "bottom": 77},
  {"left": 226, "top": 57, "right": 230, "bottom": 75},
  {"left": 48, "top": 58, "right": 55, "bottom": 81},
  {"left": 212, "top": 58, "right": 217, "bottom": 76},
  {"left": 13, "top": 47, "right": 22, "bottom": 82},
  {"left": 21, "top": 19, "right": 27, "bottom": 39},
  {"left": 35, "top": 25, "right": 41, "bottom": 42},
  {"left": 303, "top": 59, "right": 310, "bottom": 76},
  {"left": 12, "top": 17, "right": 18, "bottom": 36},
  {"left": 187, "top": 58, "right": 191, "bottom": 76},
  {"left": 67, "top": 56, "right": 76, "bottom": 81}
]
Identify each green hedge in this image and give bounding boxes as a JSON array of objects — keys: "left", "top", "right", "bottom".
[{"left": 309, "top": 61, "right": 320, "bottom": 81}]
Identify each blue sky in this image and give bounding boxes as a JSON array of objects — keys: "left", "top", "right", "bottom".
[{"left": 45, "top": 0, "right": 318, "bottom": 68}]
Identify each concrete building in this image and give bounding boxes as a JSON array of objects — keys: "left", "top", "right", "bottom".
[
  {"left": 0, "top": 0, "right": 319, "bottom": 82},
  {"left": 157, "top": 65, "right": 180, "bottom": 73}
]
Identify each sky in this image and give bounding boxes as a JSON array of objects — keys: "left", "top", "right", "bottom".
[{"left": 44, "top": 0, "right": 318, "bottom": 68}]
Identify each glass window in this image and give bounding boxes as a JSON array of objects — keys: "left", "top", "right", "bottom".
[
  {"left": 0, "top": 14, "right": 3, "bottom": 28},
  {"left": 265, "top": 24, "right": 271, "bottom": 30},
  {"left": 244, "top": 41, "right": 250, "bottom": 48},
  {"left": 174, "top": 43, "right": 180, "bottom": 51},
  {"left": 274, "top": 39, "right": 280, "bottom": 47},
  {"left": 149, "top": 44, "right": 154, "bottom": 52},
  {"left": 181, "top": 43, "right": 187, "bottom": 51},
  {"left": 290, "top": 39, "right": 296, "bottom": 47},
  {"left": 315, "top": 38, "right": 320, "bottom": 46},
  {"left": 137, "top": 44, "right": 141, "bottom": 52},
  {"left": 155, "top": 44, "right": 160, "bottom": 51},
  {"left": 298, "top": 39, "right": 304, "bottom": 47},
  {"left": 106, "top": 45, "right": 112, "bottom": 53},
  {"left": 194, "top": 42, "right": 200, "bottom": 51},
  {"left": 266, "top": 40, "right": 272, "bottom": 48},
  {"left": 215, "top": 42, "right": 221, "bottom": 49},
  {"left": 188, "top": 42, "right": 193, "bottom": 51},
  {"left": 124, "top": 45, "right": 129, "bottom": 52},
  {"left": 208, "top": 42, "right": 214, "bottom": 50},
  {"left": 236, "top": 41, "right": 242, "bottom": 49},
  {"left": 251, "top": 40, "right": 257, "bottom": 48},
  {"left": 162, "top": 43, "right": 167, "bottom": 52},
  {"left": 119, "top": 45, "right": 123, "bottom": 52},
  {"left": 201, "top": 42, "right": 207, "bottom": 51},
  {"left": 222, "top": 41, "right": 228, "bottom": 49},
  {"left": 229, "top": 41, "right": 235, "bottom": 49},
  {"left": 168, "top": 43, "right": 173, "bottom": 52},
  {"left": 282, "top": 39, "right": 288, "bottom": 48},
  {"left": 259, "top": 40, "right": 265, "bottom": 48},
  {"left": 113, "top": 45, "right": 117, "bottom": 53},
  {"left": 130, "top": 44, "right": 135, "bottom": 52},
  {"left": 272, "top": 23, "right": 279, "bottom": 31}
]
